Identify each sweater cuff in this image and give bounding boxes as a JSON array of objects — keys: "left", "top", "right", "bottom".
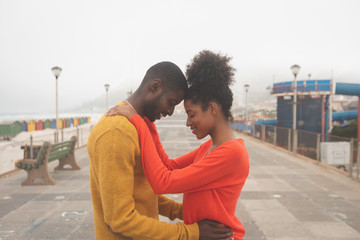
[{"left": 186, "top": 223, "right": 199, "bottom": 240}]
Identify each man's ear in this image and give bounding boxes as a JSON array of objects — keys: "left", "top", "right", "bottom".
[{"left": 150, "top": 79, "right": 162, "bottom": 93}]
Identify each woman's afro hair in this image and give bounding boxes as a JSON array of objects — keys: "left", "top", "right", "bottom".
[{"left": 185, "top": 50, "right": 236, "bottom": 121}]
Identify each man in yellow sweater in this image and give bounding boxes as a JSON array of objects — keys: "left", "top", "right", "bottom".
[{"left": 88, "top": 62, "right": 233, "bottom": 239}]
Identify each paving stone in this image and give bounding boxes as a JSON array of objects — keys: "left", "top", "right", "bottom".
[
  {"left": 277, "top": 198, "right": 319, "bottom": 209},
  {"left": 240, "top": 191, "right": 273, "bottom": 200},
  {"left": 270, "top": 191, "right": 306, "bottom": 199},
  {"left": 286, "top": 208, "right": 336, "bottom": 222},
  {"left": 249, "top": 208, "right": 298, "bottom": 223},
  {"left": 285, "top": 179, "right": 326, "bottom": 192},
  {"left": 277, "top": 174, "right": 305, "bottom": 179},
  {"left": 0, "top": 193, "right": 38, "bottom": 218},
  {"left": 259, "top": 222, "right": 315, "bottom": 239},
  {"left": 235, "top": 204, "right": 254, "bottom": 224},
  {"left": 242, "top": 221, "right": 266, "bottom": 239},
  {"left": 303, "top": 222, "right": 360, "bottom": 238},
  {"left": 251, "top": 173, "right": 275, "bottom": 179}
]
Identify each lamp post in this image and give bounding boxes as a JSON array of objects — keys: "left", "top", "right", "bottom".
[
  {"left": 290, "top": 64, "right": 301, "bottom": 155},
  {"left": 51, "top": 66, "right": 62, "bottom": 143},
  {"left": 104, "top": 84, "right": 110, "bottom": 111},
  {"left": 244, "top": 84, "right": 250, "bottom": 134}
]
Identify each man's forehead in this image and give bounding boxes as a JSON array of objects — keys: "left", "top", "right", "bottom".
[{"left": 167, "top": 89, "right": 185, "bottom": 102}]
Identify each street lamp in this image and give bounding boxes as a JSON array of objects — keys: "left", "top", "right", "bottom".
[
  {"left": 244, "top": 84, "right": 250, "bottom": 134},
  {"left": 290, "top": 64, "right": 301, "bottom": 155},
  {"left": 51, "top": 66, "right": 62, "bottom": 143},
  {"left": 104, "top": 84, "right": 110, "bottom": 111}
]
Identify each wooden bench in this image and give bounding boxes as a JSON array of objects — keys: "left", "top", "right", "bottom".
[{"left": 15, "top": 136, "right": 80, "bottom": 186}]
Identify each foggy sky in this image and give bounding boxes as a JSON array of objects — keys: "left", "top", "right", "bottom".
[{"left": 0, "top": 0, "right": 359, "bottom": 114}]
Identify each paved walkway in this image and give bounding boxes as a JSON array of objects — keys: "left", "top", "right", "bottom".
[{"left": 1, "top": 113, "right": 360, "bottom": 240}]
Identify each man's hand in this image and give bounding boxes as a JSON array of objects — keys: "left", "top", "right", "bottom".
[{"left": 198, "top": 219, "right": 234, "bottom": 240}]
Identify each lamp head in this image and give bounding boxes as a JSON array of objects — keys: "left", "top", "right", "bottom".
[
  {"left": 244, "top": 84, "right": 250, "bottom": 92},
  {"left": 290, "top": 64, "right": 301, "bottom": 77},
  {"left": 104, "top": 84, "right": 110, "bottom": 91},
  {"left": 51, "top": 66, "right": 62, "bottom": 78}
]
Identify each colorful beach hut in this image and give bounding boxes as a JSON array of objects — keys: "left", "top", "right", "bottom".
[
  {"left": 0, "top": 121, "right": 22, "bottom": 137},
  {"left": 73, "top": 118, "right": 78, "bottom": 126},
  {"left": 51, "top": 119, "right": 56, "bottom": 129},
  {"left": 21, "top": 121, "right": 27, "bottom": 131},
  {"left": 36, "top": 120, "right": 44, "bottom": 130},
  {"left": 58, "top": 119, "right": 63, "bottom": 129},
  {"left": 44, "top": 119, "right": 51, "bottom": 129},
  {"left": 11, "top": 121, "right": 22, "bottom": 135},
  {"left": 27, "top": 120, "right": 36, "bottom": 132}
]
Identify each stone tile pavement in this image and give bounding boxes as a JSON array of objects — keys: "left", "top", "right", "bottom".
[
  {"left": 1, "top": 114, "right": 360, "bottom": 239},
  {"left": 0, "top": 146, "right": 93, "bottom": 240}
]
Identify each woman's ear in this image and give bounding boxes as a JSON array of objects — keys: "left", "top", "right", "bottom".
[{"left": 208, "top": 102, "right": 218, "bottom": 115}]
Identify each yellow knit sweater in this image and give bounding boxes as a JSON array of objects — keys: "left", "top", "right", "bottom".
[{"left": 87, "top": 104, "right": 199, "bottom": 240}]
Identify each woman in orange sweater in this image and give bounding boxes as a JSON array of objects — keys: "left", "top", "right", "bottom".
[{"left": 108, "top": 50, "right": 249, "bottom": 240}]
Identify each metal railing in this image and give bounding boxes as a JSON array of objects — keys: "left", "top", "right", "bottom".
[{"left": 233, "top": 123, "right": 360, "bottom": 180}]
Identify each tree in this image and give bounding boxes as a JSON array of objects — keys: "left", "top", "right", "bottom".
[{"left": 331, "top": 120, "right": 358, "bottom": 139}]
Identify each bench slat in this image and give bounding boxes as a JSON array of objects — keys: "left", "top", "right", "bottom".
[
  {"left": 50, "top": 142, "right": 74, "bottom": 150},
  {"left": 47, "top": 139, "right": 75, "bottom": 162},
  {"left": 51, "top": 141, "right": 73, "bottom": 146},
  {"left": 50, "top": 146, "right": 72, "bottom": 153},
  {"left": 48, "top": 152, "right": 69, "bottom": 162}
]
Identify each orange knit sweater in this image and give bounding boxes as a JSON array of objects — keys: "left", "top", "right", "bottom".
[{"left": 130, "top": 114, "right": 250, "bottom": 240}]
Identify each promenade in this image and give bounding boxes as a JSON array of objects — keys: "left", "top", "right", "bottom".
[{"left": 1, "top": 111, "right": 360, "bottom": 239}]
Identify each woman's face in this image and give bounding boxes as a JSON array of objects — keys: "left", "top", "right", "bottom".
[{"left": 184, "top": 100, "right": 215, "bottom": 139}]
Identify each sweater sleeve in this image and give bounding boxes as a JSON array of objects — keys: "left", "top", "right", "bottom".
[
  {"left": 158, "top": 195, "right": 183, "bottom": 220},
  {"left": 131, "top": 114, "right": 249, "bottom": 194},
  {"left": 143, "top": 117, "right": 198, "bottom": 170},
  {"left": 95, "top": 128, "right": 198, "bottom": 239}
]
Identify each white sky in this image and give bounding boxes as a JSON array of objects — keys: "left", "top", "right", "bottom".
[{"left": 0, "top": 0, "right": 359, "bottom": 114}]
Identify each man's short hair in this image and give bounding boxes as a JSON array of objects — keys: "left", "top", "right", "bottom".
[{"left": 140, "top": 61, "right": 187, "bottom": 93}]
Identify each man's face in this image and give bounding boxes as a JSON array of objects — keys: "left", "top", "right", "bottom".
[{"left": 144, "top": 89, "right": 184, "bottom": 122}]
